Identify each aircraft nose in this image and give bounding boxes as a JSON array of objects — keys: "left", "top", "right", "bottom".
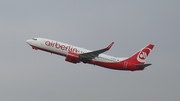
[{"left": 26, "top": 39, "right": 32, "bottom": 44}]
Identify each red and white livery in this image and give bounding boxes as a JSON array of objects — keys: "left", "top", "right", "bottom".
[{"left": 26, "top": 38, "right": 154, "bottom": 71}]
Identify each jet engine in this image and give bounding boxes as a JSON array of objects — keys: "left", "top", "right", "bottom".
[{"left": 65, "top": 51, "right": 80, "bottom": 64}]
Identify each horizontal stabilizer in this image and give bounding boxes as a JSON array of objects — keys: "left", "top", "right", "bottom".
[{"left": 135, "top": 64, "right": 152, "bottom": 68}]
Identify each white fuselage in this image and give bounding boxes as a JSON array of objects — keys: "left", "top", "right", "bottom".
[
  {"left": 27, "top": 38, "right": 126, "bottom": 63},
  {"left": 26, "top": 38, "right": 154, "bottom": 71}
]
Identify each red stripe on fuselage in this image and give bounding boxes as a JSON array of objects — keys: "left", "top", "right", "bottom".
[
  {"left": 31, "top": 45, "right": 66, "bottom": 57},
  {"left": 91, "top": 60, "right": 144, "bottom": 71},
  {"left": 30, "top": 46, "right": 143, "bottom": 71}
]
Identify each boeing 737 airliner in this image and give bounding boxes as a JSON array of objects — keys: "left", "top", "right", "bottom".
[{"left": 26, "top": 38, "right": 154, "bottom": 71}]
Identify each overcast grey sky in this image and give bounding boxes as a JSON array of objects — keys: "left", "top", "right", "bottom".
[{"left": 0, "top": 1, "right": 179, "bottom": 101}]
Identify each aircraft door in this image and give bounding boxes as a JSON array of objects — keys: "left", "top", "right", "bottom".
[
  {"left": 123, "top": 61, "right": 128, "bottom": 68},
  {"left": 40, "top": 39, "right": 44, "bottom": 45}
]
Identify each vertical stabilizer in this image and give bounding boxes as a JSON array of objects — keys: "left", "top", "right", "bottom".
[{"left": 124, "top": 44, "right": 154, "bottom": 64}]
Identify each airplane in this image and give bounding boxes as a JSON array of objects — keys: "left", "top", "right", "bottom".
[{"left": 26, "top": 38, "right": 154, "bottom": 71}]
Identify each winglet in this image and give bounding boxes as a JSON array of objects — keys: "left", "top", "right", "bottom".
[{"left": 105, "top": 42, "right": 114, "bottom": 50}]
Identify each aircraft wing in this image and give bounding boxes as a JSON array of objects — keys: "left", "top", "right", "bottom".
[{"left": 79, "top": 42, "right": 114, "bottom": 61}]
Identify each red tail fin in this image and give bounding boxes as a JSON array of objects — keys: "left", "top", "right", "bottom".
[{"left": 124, "top": 44, "right": 154, "bottom": 64}]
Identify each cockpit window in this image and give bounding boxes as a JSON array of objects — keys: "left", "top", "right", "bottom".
[{"left": 32, "top": 38, "right": 37, "bottom": 40}]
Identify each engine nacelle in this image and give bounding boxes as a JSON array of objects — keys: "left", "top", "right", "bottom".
[{"left": 65, "top": 51, "right": 80, "bottom": 64}]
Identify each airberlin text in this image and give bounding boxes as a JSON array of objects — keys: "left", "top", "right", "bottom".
[{"left": 45, "top": 41, "right": 78, "bottom": 53}]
